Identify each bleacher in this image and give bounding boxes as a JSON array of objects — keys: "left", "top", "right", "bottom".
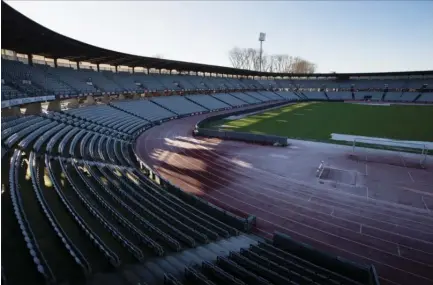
[
  {"left": 2, "top": 58, "right": 432, "bottom": 103},
  {"left": 3, "top": 3, "right": 430, "bottom": 283},
  {"left": 417, "top": 92, "right": 433, "bottom": 103},
  {"left": 211, "top": 93, "right": 250, "bottom": 107},
  {"left": 354, "top": 91, "right": 383, "bottom": 101},
  {"left": 150, "top": 96, "right": 208, "bottom": 115},
  {"left": 326, "top": 92, "right": 353, "bottom": 100},
  {"left": 303, "top": 92, "right": 328, "bottom": 100},
  {"left": 186, "top": 94, "right": 231, "bottom": 111},
  {"left": 111, "top": 100, "right": 177, "bottom": 122}
]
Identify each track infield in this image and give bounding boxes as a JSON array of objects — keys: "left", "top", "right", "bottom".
[{"left": 207, "top": 102, "right": 433, "bottom": 148}]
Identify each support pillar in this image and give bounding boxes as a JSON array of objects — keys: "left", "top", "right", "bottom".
[
  {"left": 65, "top": 98, "right": 79, "bottom": 109},
  {"left": 23, "top": 102, "right": 42, "bottom": 115},
  {"left": 28, "top": 54, "right": 33, "bottom": 66},
  {"left": 118, "top": 94, "right": 126, "bottom": 100},
  {"left": 101, "top": 94, "right": 110, "bottom": 104},
  {"left": 84, "top": 95, "right": 95, "bottom": 106},
  {"left": 47, "top": 99, "right": 61, "bottom": 112},
  {"left": 1, "top": 107, "right": 21, "bottom": 117}
]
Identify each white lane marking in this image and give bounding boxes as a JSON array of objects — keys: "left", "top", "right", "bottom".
[{"left": 269, "top": 154, "right": 289, "bottom": 159}]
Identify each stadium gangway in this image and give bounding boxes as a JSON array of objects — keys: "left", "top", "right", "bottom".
[
  {"left": 45, "top": 155, "right": 121, "bottom": 268},
  {"left": 28, "top": 152, "right": 91, "bottom": 277}
]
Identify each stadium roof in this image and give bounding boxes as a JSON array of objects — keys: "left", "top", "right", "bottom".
[{"left": 2, "top": 1, "right": 433, "bottom": 78}]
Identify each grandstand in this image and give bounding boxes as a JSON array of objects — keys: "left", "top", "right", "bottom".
[{"left": 2, "top": 2, "right": 433, "bottom": 285}]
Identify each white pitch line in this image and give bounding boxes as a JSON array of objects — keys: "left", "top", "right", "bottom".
[
  {"left": 408, "top": 171, "right": 415, "bottom": 183},
  {"left": 422, "top": 196, "right": 431, "bottom": 213}
]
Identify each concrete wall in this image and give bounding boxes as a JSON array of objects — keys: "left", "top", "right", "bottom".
[
  {"left": 23, "top": 102, "right": 42, "bottom": 115},
  {"left": 1, "top": 107, "right": 21, "bottom": 117}
]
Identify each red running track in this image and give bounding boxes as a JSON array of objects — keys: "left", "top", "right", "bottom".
[{"left": 135, "top": 106, "right": 433, "bottom": 285}]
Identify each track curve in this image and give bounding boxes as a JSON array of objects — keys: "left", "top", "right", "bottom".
[{"left": 135, "top": 107, "right": 433, "bottom": 285}]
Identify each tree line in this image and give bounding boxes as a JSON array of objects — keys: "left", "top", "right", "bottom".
[{"left": 228, "top": 47, "right": 316, "bottom": 74}]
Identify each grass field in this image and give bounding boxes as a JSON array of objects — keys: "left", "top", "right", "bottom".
[{"left": 208, "top": 102, "right": 433, "bottom": 147}]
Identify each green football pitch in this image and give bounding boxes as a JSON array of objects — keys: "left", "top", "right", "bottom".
[{"left": 209, "top": 102, "right": 433, "bottom": 144}]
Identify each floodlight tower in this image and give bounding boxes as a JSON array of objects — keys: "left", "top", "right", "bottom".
[{"left": 259, "top": 32, "right": 266, "bottom": 72}]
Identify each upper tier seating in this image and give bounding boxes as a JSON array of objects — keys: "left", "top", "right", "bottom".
[
  {"left": 70, "top": 69, "right": 123, "bottom": 93},
  {"left": 1, "top": 82, "right": 24, "bottom": 100},
  {"left": 102, "top": 71, "right": 142, "bottom": 93},
  {"left": 46, "top": 67, "right": 97, "bottom": 94},
  {"left": 2, "top": 59, "right": 432, "bottom": 104}
]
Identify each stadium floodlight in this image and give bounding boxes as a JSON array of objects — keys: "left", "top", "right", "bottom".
[{"left": 259, "top": 32, "right": 266, "bottom": 72}]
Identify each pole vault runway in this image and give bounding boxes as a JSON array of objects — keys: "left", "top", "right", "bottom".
[{"left": 135, "top": 109, "right": 433, "bottom": 285}]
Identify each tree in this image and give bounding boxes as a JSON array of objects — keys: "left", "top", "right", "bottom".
[{"left": 228, "top": 47, "right": 316, "bottom": 74}]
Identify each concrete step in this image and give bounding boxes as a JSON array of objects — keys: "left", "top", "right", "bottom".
[{"left": 87, "top": 234, "right": 261, "bottom": 285}]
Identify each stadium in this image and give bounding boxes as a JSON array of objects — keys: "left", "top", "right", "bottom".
[{"left": 1, "top": 2, "right": 433, "bottom": 285}]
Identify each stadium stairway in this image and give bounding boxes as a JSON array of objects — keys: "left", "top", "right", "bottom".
[
  {"left": 89, "top": 234, "right": 261, "bottom": 285},
  {"left": 296, "top": 91, "right": 309, "bottom": 100},
  {"left": 323, "top": 91, "right": 330, "bottom": 100},
  {"left": 210, "top": 93, "right": 238, "bottom": 107},
  {"left": 183, "top": 96, "right": 210, "bottom": 112},
  {"left": 413, "top": 91, "right": 424, "bottom": 102},
  {"left": 149, "top": 99, "right": 180, "bottom": 116},
  {"left": 108, "top": 102, "right": 153, "bottom": 124}
]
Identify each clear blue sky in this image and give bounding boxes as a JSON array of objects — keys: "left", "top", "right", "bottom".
[{"left": 6, "top": 1, "right": 433, "bottom": 73}]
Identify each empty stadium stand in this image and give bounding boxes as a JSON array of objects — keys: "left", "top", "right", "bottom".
[{"left": 3, "top": 2, "right": 432, "bottom": 285}]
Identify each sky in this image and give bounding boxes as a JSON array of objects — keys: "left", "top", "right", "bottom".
[{"left": 5, "top": 1, "right": 433, "bottom": 73}]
